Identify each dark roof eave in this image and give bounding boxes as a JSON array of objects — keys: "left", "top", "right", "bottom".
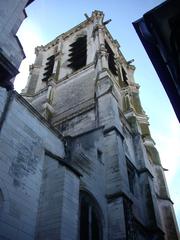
[
  {"left": 133, "top": 18, "right": 180, "bottom": 122},
  {"left": 26, "top": 0, "right": 34, "bottom": 7}
]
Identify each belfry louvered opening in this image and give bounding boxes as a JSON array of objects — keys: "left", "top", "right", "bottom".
[
  {"left": 68, "top": 35, "right": 87, "bottom": 71},
  {"left": 105, "top": 41, "right": 117, "bottom": 76},
  {"left": 42, "top": 55, "right": 55, "bottom": 81}
]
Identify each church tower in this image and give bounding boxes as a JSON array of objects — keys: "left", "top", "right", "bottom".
[{"left": 22, "top": 10, "right": 179, "bottom": 240}]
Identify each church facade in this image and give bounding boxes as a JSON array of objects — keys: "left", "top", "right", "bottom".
[{"left": 0, "top": 7, "right": 179, "bottom": 240}]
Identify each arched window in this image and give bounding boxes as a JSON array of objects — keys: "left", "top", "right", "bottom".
[{"left": 79, "top": 191, "right": 103, "bottom": 240}]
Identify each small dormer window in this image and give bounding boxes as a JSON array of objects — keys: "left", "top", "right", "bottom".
[
  {"left": 68, "top": 35, "right": 87, "bottom": 71},
  {"left": 105, "top": 41, "right": 117, "bottom": 76},
  {"left": 42, "top": 55, "right": 55, "bottom": 81}
]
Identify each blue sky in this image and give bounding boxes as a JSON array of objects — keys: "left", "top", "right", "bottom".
[{"left": 15, "top": 0, "right": 180, "bottom": 229}]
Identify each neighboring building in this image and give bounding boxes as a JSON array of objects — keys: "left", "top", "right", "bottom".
[
  {"left": 0, "top": 7, "right": 179, "bottom": 240},
  {"left": 133, "top": 0, "right": 180, "bottom": 122},
  {"left": 0, "top": 0, "right": 34, "bottom": 90}
]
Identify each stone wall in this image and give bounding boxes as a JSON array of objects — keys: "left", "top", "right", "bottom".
[
  {"left": 0, "top": 0, "right": 33, "bottom": 72},
  {"left": 0, "top": 87, "right": 65, "bottom": 240}
]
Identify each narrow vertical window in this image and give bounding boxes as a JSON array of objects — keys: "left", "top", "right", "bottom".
[
  {"left": 91, "top": 208, "right": 100, "bottom": 240},
  {"left": 42, "top": 55, "right": 55, "bottom": 81},
  {"left": 80, "top": 197, "right": 89, "bottom": 240},
  {"left": 127, "top": 162, "right": 135, "bottom": 194},
  {"left": 68, "top": 35, "right": 87, "bottom": 71},
  {"left": 97, "top": 149, "right": 102, "bottom": 163},
  {"left": 105, "top": 41, "right": 117, "bottom": 76},
  {"left": 123, "top": 199, "right": 136, "bottom": 238},
  {"left": 122, "top": 67, "right": 128, "bottom": 85},
  {"left": 0, "top": 189, "right": 4, "bottom": 211}
]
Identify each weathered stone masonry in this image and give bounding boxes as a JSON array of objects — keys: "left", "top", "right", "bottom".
[
  {"left": 0, "top": 0, "right": 35, "bottom": 90},
  {"left": 0, "top": 6, "right": 179, "bottom": 240},
  {"left": 21, "top": 10, "right": 179, "bottom": 240}
]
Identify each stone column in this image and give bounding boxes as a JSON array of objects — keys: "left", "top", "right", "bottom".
[
  {"left": 98, "top": 26, "right": 109, "bottom": 70},
  {"left": 96, "top": 71, "right": 134, "bottom": 239},
  {"left": 108, "top": 197, "right": 126, "bottom": 240},
  {"left": 35, "top": 154, "right": 80, "bottom": 240},
  {"left": 59, "top": 168, "right": 80, "bottom": 240},
  {"left": 132, "top": 133, "right": 164, "bottom": 238},
  {"left": 23, "top": 46, "right": 44, "bottom": 95}
]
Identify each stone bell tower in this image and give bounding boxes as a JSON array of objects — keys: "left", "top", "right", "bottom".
[{"left": 22, "top": 10, "right": 179, "bottom": 240}]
